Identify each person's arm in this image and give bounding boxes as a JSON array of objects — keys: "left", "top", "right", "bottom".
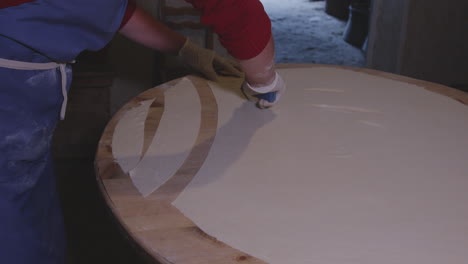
[
  {"left": 119, "top": 6, "right": 186, "bottom": 54},
  {"left": 186, "top": 0, "right": 285, "bottom": 108},
  {"left": 239, "top": 36, "right": 285, "bottom": 109},
  {"left": 238, "top": 36, "right": 276, "bottom": 87},
  {"left": 118, "top": 5, "right": 241, "bottom": 80}
]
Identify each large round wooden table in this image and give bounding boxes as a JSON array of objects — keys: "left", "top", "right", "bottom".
[{"left": 95, "top": 64, "right": 468, "bottom": 264}]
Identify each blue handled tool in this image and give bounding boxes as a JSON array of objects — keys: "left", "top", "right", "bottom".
[{"left": 254, "top": 91, "right": 277, "bottom": 103}]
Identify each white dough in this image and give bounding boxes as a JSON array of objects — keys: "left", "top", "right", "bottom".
[
  {"left": 130, "top": 78, "right": 201, "bottom": 197},
  {"left": 112, "top": 98, "right": 154, "bottom": 173},
  {"left": 113, "top": 78, "right": 201, "bottom": 197},
  {"left": 172, "top": 68, "right": 468, "bottom": 264}
]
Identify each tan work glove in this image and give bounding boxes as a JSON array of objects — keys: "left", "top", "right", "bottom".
[
  {"left": 178, "top": 38, "right": 242, "bottom": 81},
  {"left": 242, "top": 72, "right": 286, "bottom": 109}
]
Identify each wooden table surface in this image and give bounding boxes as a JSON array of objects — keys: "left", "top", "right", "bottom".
[{"left": 95, "top": 64, "right": 468, "bottom": 264}]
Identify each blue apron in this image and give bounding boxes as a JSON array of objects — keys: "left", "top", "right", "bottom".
[{"left": 0, "top": 1, "right": 128, "bottom": 263}]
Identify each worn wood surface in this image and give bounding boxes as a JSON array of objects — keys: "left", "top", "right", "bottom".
[{"left": 95, "top": 64, "right": 468, "bottom": 264}]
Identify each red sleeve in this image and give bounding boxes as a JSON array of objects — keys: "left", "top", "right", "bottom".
[
  {"left": 185, "top": 0, "right": 272, "bottom": 60},
  {"left": 119, "top": 0, "right": 137, "bottom": 29},
  {"left": 0, "top": 0, "right": 35, "bottom": 9}
]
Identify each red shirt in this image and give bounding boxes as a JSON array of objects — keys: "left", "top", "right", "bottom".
[
  {"left": 185, "top": 0, "right": 272, "bottom": 60},
  {"left": 121, "top": 0, "right": 272, "bottom": 60},
  {"left": 0, "top": 0, "right": 33, "bottom": 8},
  {"left": 2, "top": 0, "right": 271, "bottom": 60},
  {"left": 120, "top": 0, "right": 137, "bottom": 29}
]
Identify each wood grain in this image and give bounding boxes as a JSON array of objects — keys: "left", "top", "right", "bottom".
[
  {"left": 95, "top": 65, "right": 467, "bottom": 264},
  {"left": 96, "top": 76, "right": 266, "bottom": 264}
]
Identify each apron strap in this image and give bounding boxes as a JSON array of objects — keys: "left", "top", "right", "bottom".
[{"left": 0, "top": 58, "right": 74, "bottom": 120}]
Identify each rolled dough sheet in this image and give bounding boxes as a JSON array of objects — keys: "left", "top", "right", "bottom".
[
  {"left": 173, "top": 68, "right": 468, "bottom": 264},
  {"left": 113, "top": 77, "right": 201, "bottom": 197},
  {"left": 112, "top": 98, "right": 155, "bottom": 173}
]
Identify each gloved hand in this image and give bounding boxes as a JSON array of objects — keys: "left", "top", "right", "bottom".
[
  {"left": 242, "top": 72, "right": 286, "bottom": 109},
  {"left": 178, "top": 38, "right": 242, "bottom": 81}
]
